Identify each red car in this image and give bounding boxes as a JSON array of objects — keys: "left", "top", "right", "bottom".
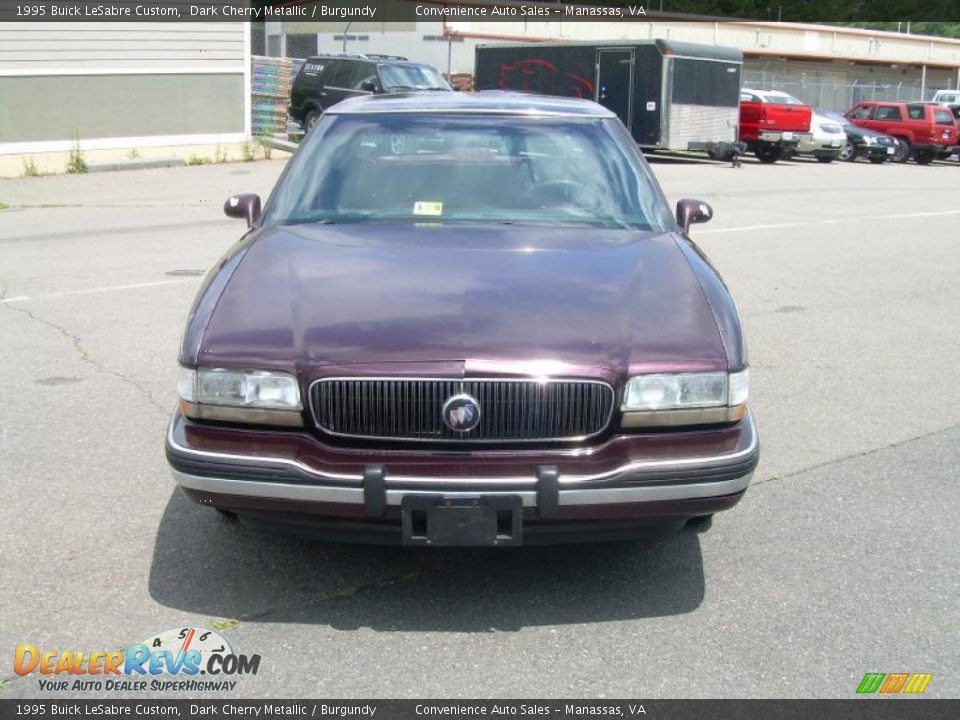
[
  {"left": 166, "top": 93, "right": 758, "bottom": 546},
  {"left": 845, "top": 101, "right": 957, "bottom": 164},
  {"left": 738, "top": 88, "right": 813, "bottom": 163}
]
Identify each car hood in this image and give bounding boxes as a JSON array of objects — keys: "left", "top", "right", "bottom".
[
  {"left": 197, "top": 223, "right": 729, "bottom": 382},
  {"left": 845, "top": 124, "right": 887, "bottom": 140}
]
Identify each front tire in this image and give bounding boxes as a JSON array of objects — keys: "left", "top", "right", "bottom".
[
  {"left": 840, "top": 140, "right": 856, "bottom": 162},
  {"left": 687, "top": 514, "right": 714, "bottom": 532},
  {"left": 892, "top": 139, "right": 910, "bottom": 163},
  {"left": 303, "top": 108, "right": 322, "bottom": 132},
  {"left": 754, "top": 144, "right": 784, "bottom": 164}
]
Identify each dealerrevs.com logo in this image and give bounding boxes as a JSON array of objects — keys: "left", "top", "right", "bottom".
[{"left": 14, "top": 626, "right": 261, "bottom": 693}]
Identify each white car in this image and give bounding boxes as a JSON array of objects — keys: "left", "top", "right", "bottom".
[
  {"left": 931, "top": 90, "right": 960, "bottom": 105},
  {"left": 793, "top": 112, "right": 846, "bottom": 163}
]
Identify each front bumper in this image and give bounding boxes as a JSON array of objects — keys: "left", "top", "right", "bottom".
[
  {"left": 797, "top": 137, "right": 844, "bottom": 154},
  {"left": 757, "top": 130, "right": 812, "bottom": 146},
  {"left": 165, "top": 410, "right": 759, "bottom": 542},
  {"left": 861, "top": 143, "right": 896, "bottom": 157}
]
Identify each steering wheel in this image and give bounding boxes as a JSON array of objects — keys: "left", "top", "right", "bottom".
[{"left": 523, "top": 179, "right": 591, "bottom": 204}]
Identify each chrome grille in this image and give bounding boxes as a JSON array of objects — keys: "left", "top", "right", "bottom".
[{"left": 309, "top": 378, "right": 615, "bottom": 442}]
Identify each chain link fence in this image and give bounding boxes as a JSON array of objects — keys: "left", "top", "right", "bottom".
[
  {"left": 742, "top": 60, "right": 959, "bottom": 112},
  {"left": 744, "top": 73, "right": 929, "bottom": 111}
]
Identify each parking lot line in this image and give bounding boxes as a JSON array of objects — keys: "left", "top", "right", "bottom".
[
  {"left": 699, "top": 208, "right": 960, "bottom": 235},
  {"left": 1, "top": 277, "right": 201, "bottom": 304}
]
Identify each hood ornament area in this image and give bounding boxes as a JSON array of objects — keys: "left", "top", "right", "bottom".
[{"left": 442, "top": 394, "right": 481, "bottom": 432}]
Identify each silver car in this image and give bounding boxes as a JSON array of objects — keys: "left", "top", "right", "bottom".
[{"left": 793, "top": 111, "right": 846, "bottom": 163}]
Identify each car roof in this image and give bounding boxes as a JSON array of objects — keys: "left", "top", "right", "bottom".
[
  {"left": 327, "top": 90, "right": 617, "bottom": 117},
  {"left": 307, "top": 53, "right": 411, "bottom": 63},
  {"left": 742, "top": 88, "right": 799, "bottom": 100}
]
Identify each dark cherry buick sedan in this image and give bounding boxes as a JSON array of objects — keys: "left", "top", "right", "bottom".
[{"left": 166, "top": 92, "right": 758, "bottom": 546}]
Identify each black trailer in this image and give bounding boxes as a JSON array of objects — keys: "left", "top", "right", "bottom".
[{"left": 475, "top": 39, "right": 743, "bottom": 155}]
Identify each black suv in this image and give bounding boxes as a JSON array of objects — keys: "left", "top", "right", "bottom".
[{"left": 288, "top": 54, "right": 452, "bottom": 130}]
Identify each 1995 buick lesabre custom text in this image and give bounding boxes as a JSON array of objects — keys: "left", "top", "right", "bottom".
[{"left": 165, "top": 92, "right": 759, "bottom": 546}]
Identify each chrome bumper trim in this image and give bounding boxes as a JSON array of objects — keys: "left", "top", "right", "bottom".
[
  {"left": 171, "top": 470, "right": 752, "bottom": 507},
  {"left": 166, "top": 410, "right": 758, "bottom": 486}
]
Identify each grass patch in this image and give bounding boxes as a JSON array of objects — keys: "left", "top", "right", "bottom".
[
  {"left": 0, "top": 202, "right": 10, "bottom": 211},
  {"left": 22, "top": 156, "right": 41, "bottom": 177},
  {"left": 210, "top": 618, "right": 241, "bottom": 631},
  {"left": 67, "top": 130, "right": 88, "bottom": 174},
  {"left": 0, "top": 678, "right": 10, "bottom": 692}
]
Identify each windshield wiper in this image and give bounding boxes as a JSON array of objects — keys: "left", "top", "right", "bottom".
[{"left": 284, "top": 213, "right": 375, "bottom": 226}]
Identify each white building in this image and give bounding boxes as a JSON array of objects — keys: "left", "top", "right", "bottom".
[{"left": 0, "top": 22, "right": 250, "bottom": 176}]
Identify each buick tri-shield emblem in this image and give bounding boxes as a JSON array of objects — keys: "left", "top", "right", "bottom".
[{"left": 442, "top": 394, "right": 481, "bottom": 432}]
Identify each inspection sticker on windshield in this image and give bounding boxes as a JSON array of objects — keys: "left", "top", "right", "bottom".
[{"left": 413, "top": 201, "right": 443, "bottom": 216}]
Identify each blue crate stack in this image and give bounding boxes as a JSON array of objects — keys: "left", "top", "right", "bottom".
[{"left": 251, "top": 56, "right": 295, "bottom": 138}]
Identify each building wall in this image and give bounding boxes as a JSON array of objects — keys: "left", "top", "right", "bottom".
[
  {"left": 455, "top": 19, "right": 960, "bottom": 70},
  {"left": 0, "top": 22, "right": 250, "bottom": 154},
  {"left": 270, "top": 19, "right": 960, "bottom": 104},
  {"left": 269, "top": 21, "right": 477, "bottom": 75}
]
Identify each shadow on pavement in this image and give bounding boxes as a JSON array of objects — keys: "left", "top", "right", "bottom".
[{"left": 148, "top": 489, "right": 707, "bottom": 632}]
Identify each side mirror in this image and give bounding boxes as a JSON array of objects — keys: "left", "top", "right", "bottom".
[
  {"left": 223, "top": 193, "right": 261, "bottom": 228},
  {"left": 360, "top": 80, "right": 378, "bottom": 92},
  {"left": 676, "top": 199, "right": 713, "bottom": 233}
]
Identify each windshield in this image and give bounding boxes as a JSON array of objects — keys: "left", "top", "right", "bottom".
[
  {"left": 817, "top": 110, "right": 848, "bottom": 125},
  {"left": 379, "top": 64, "right": 450, "bottom": 91},
  {"left": 263, "top": 114, "right": 672, "bottom": 231},
  {"left": 763, "top": 92, "right": 805, "bottom": 105}
]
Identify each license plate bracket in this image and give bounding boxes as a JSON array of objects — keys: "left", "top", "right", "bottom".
[{"left": 401, "top": 495, "right": 523, "bottom": 546}]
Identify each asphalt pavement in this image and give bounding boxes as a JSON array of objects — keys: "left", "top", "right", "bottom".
[{"left": 1, "top": 153, "right": 958, "bottom": 699}]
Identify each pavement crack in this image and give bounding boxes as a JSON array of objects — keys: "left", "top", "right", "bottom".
[
  {"left": 753, "top": 420, "right": 960, "bottom": 488},
  {"left": 2, "top": 301, "right": 168, "bottom": 417}
]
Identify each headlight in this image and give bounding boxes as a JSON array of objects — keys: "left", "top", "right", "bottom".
[
  {"left": 178, "top": 367, "right": 303, "bottom": 426},
  {"left": 622, "top": 370, "right": 748, "bottom": 427}
]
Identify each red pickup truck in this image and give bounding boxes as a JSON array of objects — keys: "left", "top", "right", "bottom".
[
  {"left": 845, "top": 101, "right": 958, "bottom": 164},
  {"left": 739, "top": 88, "right": 813, "bottom": 163}
]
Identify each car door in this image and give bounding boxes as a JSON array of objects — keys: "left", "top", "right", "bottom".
[
  {"left": 292, "top": 58, "right": 329, "bottom": 116},
  {"left": 320, "top": 60, "right": 357, "bottom": 110},
  {"left": 596, "top": 49, "right": 634, "bottom": 131},
  {"left": 350, "top": 62, "right": 380, "bottom": 94},
  {"left": 870, "top": 104, "right": 904, "bottom": 136},
  {"left": 845, "top": 103, "right": 873, "bottom": 130}
]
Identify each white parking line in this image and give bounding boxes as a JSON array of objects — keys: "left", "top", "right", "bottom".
[
  {"left": 698, "top": 209, "right": 960, "bottom": 234},
  {"left": 1, "top": 277, "right": 201, "bottom": 304},
  {"left": 3, "top": 207, "right": 958, "bottom": 304}
]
